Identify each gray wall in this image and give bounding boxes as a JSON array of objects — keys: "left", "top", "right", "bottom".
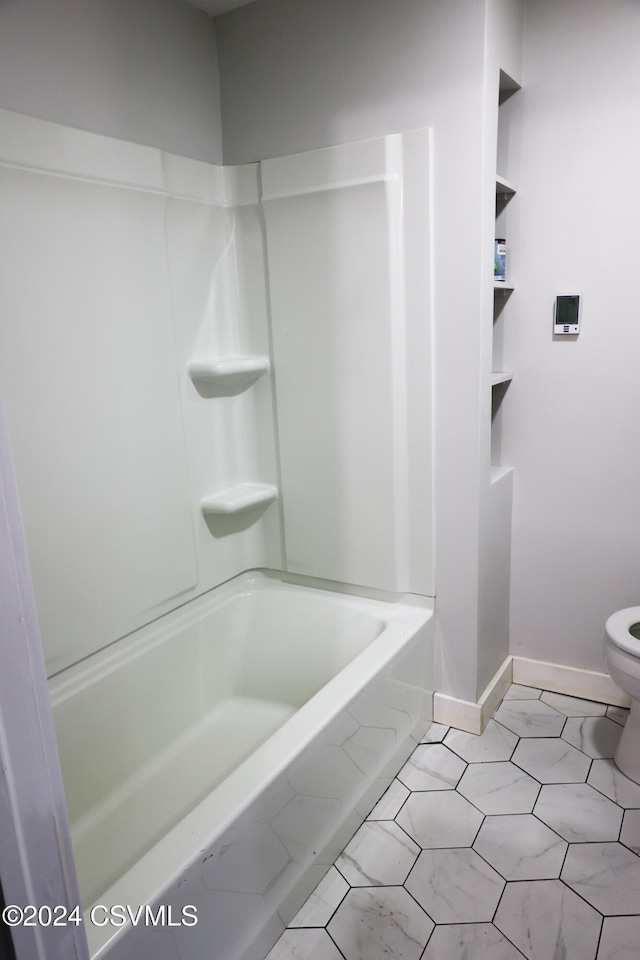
[
  {"left": 217, "top": 0, "right": 482, "bottom": 163},
  {"left": 0, "top": 0, "right": 222, "bottom": 162},
  {"left": 503, "top": 0, "right": 640, "bottom": 673}
]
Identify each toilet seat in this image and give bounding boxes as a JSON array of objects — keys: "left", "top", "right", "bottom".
[{"left": 605, "top": 607, "right": 640, "bottom": 658}]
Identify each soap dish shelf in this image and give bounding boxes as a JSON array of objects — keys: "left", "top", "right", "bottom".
[
  {"left": 188, "top": 355, "right": 270, "bottom": 389},
  {"left": 201, "top": 482, "right": 278, "bottom": 516}
]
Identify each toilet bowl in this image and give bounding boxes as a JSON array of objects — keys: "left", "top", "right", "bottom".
[{"left": 604, "top": 608, "right": 640, "bottom": 785}]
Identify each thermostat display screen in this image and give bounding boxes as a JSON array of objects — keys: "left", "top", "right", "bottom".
[{"left": 554, "top": 295, "right": 580, "bottom": 335}]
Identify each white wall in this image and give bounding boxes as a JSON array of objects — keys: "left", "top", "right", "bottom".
[
  {"left": 504, "top": 0, "right": 640, "bottom": 673},
  {"left": 217, "top": 0, "right": 489, "bottom": 703},
  {"left": 0, "top": 0, "right": 223, "bottom": 163}
]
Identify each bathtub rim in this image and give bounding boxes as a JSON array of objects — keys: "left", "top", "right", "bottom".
[
  {"left": 48, "top": 567, "right": 428, "bottom": 699},
  {"left": 55, "top": 569, "right": 433, "bottom": 959}
]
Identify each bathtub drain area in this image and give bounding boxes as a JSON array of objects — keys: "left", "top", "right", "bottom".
[{"left": 265, "top": 684, "right": 638, "bottom": 960}]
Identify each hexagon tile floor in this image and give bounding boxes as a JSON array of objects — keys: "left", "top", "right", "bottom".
[{"left": 264, "top": 684, "right": 640, "bottom": 960}]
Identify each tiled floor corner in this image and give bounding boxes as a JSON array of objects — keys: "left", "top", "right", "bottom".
[{"left": 265, "top": 683, "right": 640, "bottom": 960}]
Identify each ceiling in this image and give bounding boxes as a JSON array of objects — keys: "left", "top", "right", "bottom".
[{"left": 184, "top": 0, "right": 262, "bottom": 16}]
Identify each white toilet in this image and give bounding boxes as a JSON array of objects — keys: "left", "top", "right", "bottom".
[{"left": 604, "top": 607, "right": 640, "bottom": 785}]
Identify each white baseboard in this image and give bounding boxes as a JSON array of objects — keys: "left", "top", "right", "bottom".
[
  {"left": 434, "top": 657, "right": 513, "bottom": 734},
  {"left": 434, "top": 655, "right": 630, "bottom": 734},
  {"left": 433, "top": 693, "right": 482, "bottom": 734},
  {"left": 512, "top": 656, "right": 631, "bottom": 708}
]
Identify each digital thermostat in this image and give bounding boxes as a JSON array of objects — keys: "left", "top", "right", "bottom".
[{"left": 554, "top": 295, "right": 580, "bottom": 335}]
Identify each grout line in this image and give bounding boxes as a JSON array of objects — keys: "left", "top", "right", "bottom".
[
  {"left": 325, "top": 927, "right": 348, "bottom": 960},
  {"left": 270, "top": 689, "right": 638, "bottom": 960}
]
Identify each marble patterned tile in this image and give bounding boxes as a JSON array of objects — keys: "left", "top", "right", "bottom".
[
  {"left": 404, "top": 847, "right": 505, "bottom": 923},
  {"left": 587, "top": 758, "right": 640, "bottom": 808},
  {"left": 457, "top": 761, "right": 540, "bottom": 815},
  {"left": 422, "top": 923, "right": 526, "bottom": 960},
  {"left": 597, "top": 916, "right": 640, "bottom": 960},
  {"left": 607, "top": 704, "right": 630, "bottom": 727},
  {"left": 562, "top": 842, "right": 640, "bottom": 915},
  {"left": 396, "top": 789, "right": 483, "bottom": 848},
  {"left": 561, "top": 716, "right": 622, "bottom": 759},
  {"left": 335, "top": 820, "right": 419, "bottom": 886},
  {"left": 272, "top": 684, "right": 640, "bottom": 960},
  {"left": 620, "top": 808, "right": 640, "bottom": 855},
  {"left": 397, "top": 743, "right": 466, "bottom": 791},
  {"left": 420, "top": 722, "right": 449, "bottom": 743},
  {"left": 494, "top": 699, "right": 566, "bottom": 739},
  {"left": 327, "top": 886, "right": 434, "bottom": 960},
  {"left": 533, "top": 782, "right": 623, "bottom": 842},
  {"left": 444, "top": 719, "right": 518, "bottom": 763},
  {"left": 540, "top": 691, "right": 606, "bottom": 717},
  {"left": 289, "top": 867, "right": 349, "bottom": 928},
  {"left": 473, "top": 813, "right": 567, "bottom": 880},
  {"left": 494, "top": 879, "right": 602, "bottom": 960},
  {"left": 366, "top": 778, "right": 410, "bottom": 820},
  {"left": 265, "top": 928, "right": 344, "bottom": 960},
  {"left": 512, "top": 737, "right": 591, "bottom": 784},
  {"left": 503, "top": 684, "right": 542, "bottom": 701}
]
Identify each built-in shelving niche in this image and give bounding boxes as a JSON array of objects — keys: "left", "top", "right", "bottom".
[
  {"left": 495, "top": 175, "right": 516, "bottom": 221},
  {"left": 492, "top": 174, "right": 516, "bottom": 395},
  {"left": 491, "top": 375, "right": 511, "bottom": 466},
  {"left": 498, "top": 68, "right": 521, "bottom": 104},
  {"left": 492, "top": 69, "right": 521, "bottom": 472}
]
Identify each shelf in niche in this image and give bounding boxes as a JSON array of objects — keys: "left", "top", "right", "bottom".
[
  {"left": 188, "top": 355, "right": 270, "bottom": 390},
  {"left": 495, "top": 175, "right": 516, "bottom": 196},
  {"left": 491, "top": 371, "right": 513, "bottom": 387},
  {"left": 499, "top": 69, "right": 521, "bottom": 104},
  {"left": 201, "top": 482, "right": 278, "bottom": 516},
  {"left": 494, "top": 280, "right": 514, "bottom": 293},
  {"left": 490, "top": 465, "right": 514, "bottom": 485}
]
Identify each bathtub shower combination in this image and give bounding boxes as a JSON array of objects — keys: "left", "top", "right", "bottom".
[
  {"left": 50, "top": 574, "right": 433, "bottom": 960},
  {"left": 0, "top": 110, "right": 434, "bottom": 960}
]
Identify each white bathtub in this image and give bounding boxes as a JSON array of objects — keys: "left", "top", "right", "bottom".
[{"left": 49, "top": 571, "right": 434, "bottom": 960}]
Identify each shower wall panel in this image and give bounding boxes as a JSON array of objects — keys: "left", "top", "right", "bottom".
[
  {"left": 262, "top": 131, "right": 434, "bottom": 594},
  {"left": 0, "top": 110, "right": 281, "bottom": 675},
  {"left": 163, "top": 162, "right": 283, "bottom": 597}
]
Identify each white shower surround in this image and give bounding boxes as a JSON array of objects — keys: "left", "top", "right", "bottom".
[
  {"left": 0, "top": 109, "right": 434, "bottom": 676},
  {"left": 0, "top": 108, "right": 434, "bottom": 960}
]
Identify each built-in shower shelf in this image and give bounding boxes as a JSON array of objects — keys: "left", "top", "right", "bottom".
[
  {"left": 201, "top": 482, "right": 278, "bottom": 516},
  {"left": 188, "top": 355, "right": 270, "bottom": 389},
  {"left": 491, "top": 371, "right": 513, "bottom": 387},
  {"left": 495, "top": 174, "right": 516, "bottom": 196},
  {"left": 494, "top": 280, "right": 514, "bottom": 293}
]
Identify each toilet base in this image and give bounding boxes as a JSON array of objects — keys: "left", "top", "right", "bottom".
[{"left": 614, "top": 701, "right": 640, "bottom": 786}]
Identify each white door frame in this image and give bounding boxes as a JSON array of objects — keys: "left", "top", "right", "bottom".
[{"left": 0, "top": 396, "right": 88, "bottom": 960}]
